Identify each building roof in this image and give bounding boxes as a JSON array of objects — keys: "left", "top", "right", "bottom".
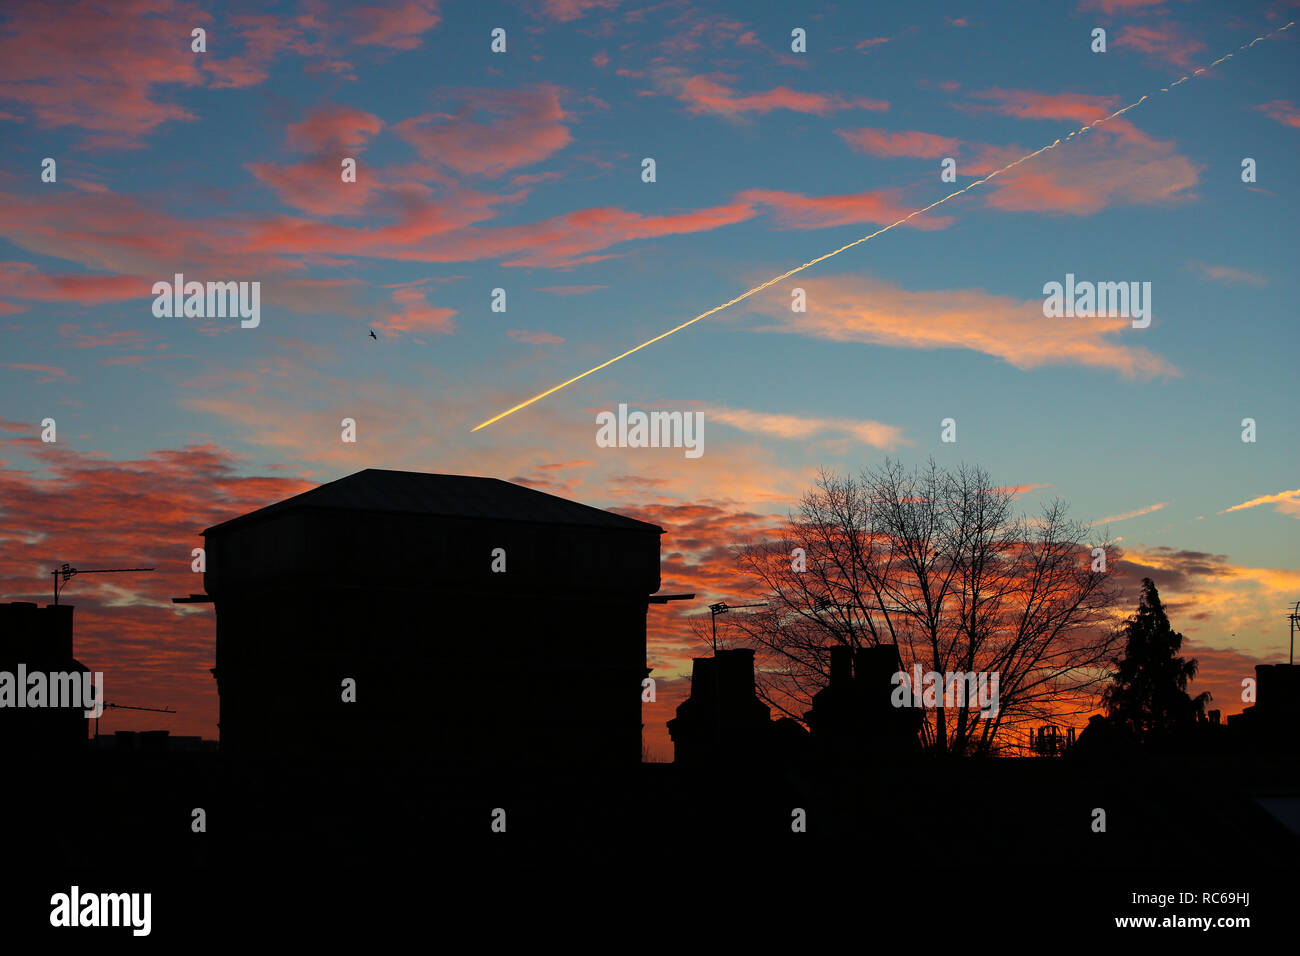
[{"left": 203, "top": 468, "right": 664, "bottom": 536}]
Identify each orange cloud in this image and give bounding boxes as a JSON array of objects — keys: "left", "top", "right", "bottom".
[
  {"left": 707, "top": 407, "right": 907, "bottom": 450},
  {"left": 1090, "top": 502, "right": 1168, "bottom": 526},
  {"left": 747, "top": 274, "right": 1177, "bottom": 378},
  {"left": 1117, "top": 545, "right": 1300, "bottom": 672},
  {"left": 1218, "top": 489, "right": 1300, "bottom": 516}
]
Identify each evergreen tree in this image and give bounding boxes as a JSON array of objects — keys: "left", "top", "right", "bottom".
[{"left": 1103, "top": 577, "right": 1210, "bottom": 742}]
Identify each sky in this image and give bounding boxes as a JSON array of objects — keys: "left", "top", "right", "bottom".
[{"left": 0, "top": 0, "right": 1297, "bottom": 760}]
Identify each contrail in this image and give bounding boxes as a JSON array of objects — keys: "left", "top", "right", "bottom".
[{"left": 472, "top": 22, "right": 1294, "bottom": 432}]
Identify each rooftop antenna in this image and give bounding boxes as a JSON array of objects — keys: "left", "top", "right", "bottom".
[
  {"left": 1288, "top": 601, "right": 1300, "bottom": 666},
  {"left": 708, "top": 602, "right": 765, "bottom": 653},
  {"left": 94, "top": 702, "right": 177, "bottom": 740},
  {"left": 51, "top": 563, "right": 154, "bottom": 606}
]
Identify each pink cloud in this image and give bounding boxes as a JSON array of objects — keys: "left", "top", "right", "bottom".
[
  {"left": 394, "top": 87, "right": 572, "bottom": 177},
  {"left": 738, "top": 187, "right": 953, "bottom": 231},
  {"left": 1115, "top": 23, "right": 1206, "bottom": 68},
  {"left": 349, "top": 0, "right": 441, "bottom": 49},
  {"left": 0, "top": 1, "right": 336, "bottom": 147},
  {"left": 379, "top": 286, "right": 457, "bottom": 336},
  {"left": 540, "top": 0, "right": 621, "bottom": 21},
  {"left": 287, "top": 106, "right": 384, "bottom": 152},
  {"left": 245, "top": 106, "right": 386, "bottom": 216},
  {"left": 958, "top": 89, "right": 1199, "bottom": 214},
  {"left": 507, "top": 329, "right": 565, "bottom": 345},
  {"left": 1077, "top": 0, "right": 1168, "bottom": 11},
  {"left": 4, "top": 362, "right": 70, "bottom": 384},
  {"left": 536, "top": 285, "right": 607, "bottom": 295},
  {"left": 0, "top": 261, "right": 144, "bottom": 309},
  {"left": 58, "top": 323, "right": 148, "bottom": 349},
  {"left": 1256, "top": 99, "right": 1300, "bottom": 129},
  {"left": 246, "top": 158, "right": 380, "bottom": 216},
  {"left": 837, "top": 126, "right": 962, "bottom": 158},
  {"left": 0, "top": 0, "right": 205, "bottom": 148},
  {"left": 661, "top": 72, "right": 888, "bottom": 117}
]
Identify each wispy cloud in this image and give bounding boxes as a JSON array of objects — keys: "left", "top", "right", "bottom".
[
  {"left": 653, "top": 69, "right": 887, "bottom": 117},
  {"left": 750, "top": 274, "right": 1176, "bottom": 378},
  {"left": 1090, "top": 501, "right": 1167, "bottom": 527},
  {"left": 708, "top": 406, "right": 907, "bottom": 449},
  {"left": 1219, "top": 489, "right": 1300, "bottom": 516},
  {"left": 1187, "top": 261, "right": 1268, "bottom": 287},
  {"left": 1256, "top": 99, "right": 1300, "bottom": 129}
]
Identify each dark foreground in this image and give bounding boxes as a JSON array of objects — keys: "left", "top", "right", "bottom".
[{"left": 3, "top": 749, "right": 1296, "bottom": 941}]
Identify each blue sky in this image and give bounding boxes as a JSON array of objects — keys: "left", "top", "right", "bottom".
[{"left": 0, "top": 0, "right": 1296, "bottom": 750}]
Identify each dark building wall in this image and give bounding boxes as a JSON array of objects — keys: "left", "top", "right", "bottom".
[
  {"left": 206, "top": 505, "right": 660, "bottom": 768},
  {"left": 0, "top": 602, "right": 88, "bottom": 751}
]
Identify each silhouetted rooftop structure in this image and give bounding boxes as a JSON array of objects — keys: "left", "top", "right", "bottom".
[
  {"left": 206, "top": 469, "right": 658, "bottom": 535},
  {"left": 804, "top": 645, "right": 921, "bottom": 760},
  {"left": 668, "top": 649, "right": 782, "bottom": 764},
  {"left": 1227, "top": 662, "right": 1299, "bottom": 753},
  {"left": 202, "top": 468, "right": 664, "bottom": 768},
  {"left": 0, "top": 601, "right": 90, "bottom": 753}
]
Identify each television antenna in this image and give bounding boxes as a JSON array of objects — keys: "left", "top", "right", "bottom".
[
  {"left": 51, "top": 563, "right": 154, "bottom": 605},
  {"left": 94, "top": 702, "right": 177, "bottom": 739}
]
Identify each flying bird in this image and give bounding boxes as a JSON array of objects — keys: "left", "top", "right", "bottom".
[{"left": 369, "top": 329, "right": 377, "bottom": 340}]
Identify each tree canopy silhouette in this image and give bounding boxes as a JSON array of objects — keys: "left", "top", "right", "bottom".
[
  {"left": 1102, "top": 577, "right": 1210, "bottom": 743},
  {"left": 712, "top": 459, "right": 1123, "bottom": 757}
]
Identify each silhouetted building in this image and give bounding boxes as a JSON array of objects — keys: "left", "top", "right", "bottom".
[
  {"left": 804, "top": 645, "right": 921, "bottom": 760},
  {"left": 1227, "top": 662, "right": 1300, "bottom": 752},
  {"left": 667, "top": 649, "right": 782, "bottom": 764},
  {"left": 0, "top": 601, "right": 91, "bottom": 752},
  {"left": 202, "top": 469, "right": 663, "bottom": 768}
]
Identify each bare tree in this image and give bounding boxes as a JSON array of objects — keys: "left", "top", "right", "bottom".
[{"left": 716, "top": 459, "right": 1122, "bottom": 756}]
